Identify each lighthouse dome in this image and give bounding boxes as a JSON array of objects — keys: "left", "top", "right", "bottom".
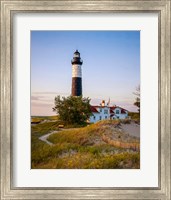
[
  {"left": 74, "top": 50, "right": 80, "bottom": 56},
  {"left": 71, "top": 50, "right": 83, "bottom": 65}
]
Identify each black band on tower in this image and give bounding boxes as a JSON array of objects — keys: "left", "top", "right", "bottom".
[{"left": 72, "top": 77, "right": 82, "bottom": 96}]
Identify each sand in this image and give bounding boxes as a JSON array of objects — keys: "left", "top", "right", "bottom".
[
  {"left": 120, "top": 122, "right": 140, "bottom": 138},
  {"left": 39, "top": 131, "right": 58, "bottom": 146}
]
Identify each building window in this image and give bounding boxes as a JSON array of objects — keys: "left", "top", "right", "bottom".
[
  {"left": 116, "top": 110, "right": 119, "bottom": 114},
  {"left": 99, "top": 116, "right": 102, "bottom": 120},
  {"left": 94, "top": 116, "right": 96, "bottom": 120},
  {"left": 105, "top": 116, "right": 107, "bottom": 119},
  {"left": 100, "top": 109, "right": 102, "bottom": 112},
  {"left": 104, "top": 109, "right": 108, "bottom": 114}
]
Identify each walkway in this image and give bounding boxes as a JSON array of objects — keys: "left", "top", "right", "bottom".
[
  {"left": 39, "top": 130, "right": 60, "bottom": 146},
  {"left": 39, "top": 128, "right": 77, "bottom": 146}
]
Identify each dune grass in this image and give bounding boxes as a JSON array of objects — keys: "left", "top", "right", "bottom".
[
  {"left": 31, "top": 115, "right": 59, "bottom": 123},
  {"left": 31, "top": 119, "right": 140, "bottom": 169},
  {"left": 35, "top": 151, "right": 140, "bottom": 169},
  {"left": 128, "top": 112, "right": 140, "bottom": 124}
]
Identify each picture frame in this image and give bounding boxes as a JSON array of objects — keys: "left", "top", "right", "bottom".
[{"left": 0, "top": 0, "right": 170, "bottom": 199}]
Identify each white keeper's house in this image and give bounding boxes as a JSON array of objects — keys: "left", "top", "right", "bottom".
[{"left": 89, "top": 100, "right": 129, "bottom": 123}]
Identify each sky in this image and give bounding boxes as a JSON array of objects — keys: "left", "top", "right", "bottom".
[{"left": 31, "top": 31, "right": 140, "bottom": 116}]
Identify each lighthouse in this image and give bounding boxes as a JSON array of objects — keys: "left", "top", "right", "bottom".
[{"left": 71, "top": 50, "right": 83, "bottom": 96}]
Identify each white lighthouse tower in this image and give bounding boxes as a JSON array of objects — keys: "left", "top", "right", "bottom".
[{"left": 71, "top": 50, "right": 83, "bottom": 96}]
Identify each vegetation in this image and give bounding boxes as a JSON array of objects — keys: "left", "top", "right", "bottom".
[
  {"left": 128, "top": 112, "right": 140, "bottom": 124},
  {"left": 31, "top": 115, "right": 59, "bottom": 123},
  {"left": 53, "top": 95, "right": 92, "bottom": 125},
  {"left": 31, "top": 119, "right": 140, "bottom": 169},
  {"left": 133, "top": 85, "right": 140, "bottom": 113}
]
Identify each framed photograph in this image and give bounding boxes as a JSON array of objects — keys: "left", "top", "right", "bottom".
[{"left": 0, "top": 0, "right": 170, "bottom": 199}]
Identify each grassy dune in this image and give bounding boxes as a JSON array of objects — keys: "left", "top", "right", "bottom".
[
  {"left": 31, "top": 115, "right": 59, "bottom": 123},
  {"left": 31, "top": 119, "right": 140, "bottom": 169},
  {"left": 128, "top": 112, "right": 140, "bottom": 124}
]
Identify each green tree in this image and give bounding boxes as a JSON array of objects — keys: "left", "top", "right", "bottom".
[
  {"left": 53, "top": 95, "right": 92, "bottom": 125},
  {"left": 133, "top": 85, "right": 140, "bottom": 113}
]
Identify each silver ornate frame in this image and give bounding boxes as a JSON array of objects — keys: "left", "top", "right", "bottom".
[{"left": 0, "top": 1, "right": 170, "bottom": 199}]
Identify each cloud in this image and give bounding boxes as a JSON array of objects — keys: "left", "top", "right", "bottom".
[
  {"left": 31, "top": 103, "right": 54, "bottom": 116},
  {"left": 31, "top": 92, "right": 65, "bottom": 115},
  {"left": 31, "top": 91, "right": 70, "bottom": 105},
  {"left": 31, "top": 95, "right": 52, "bottom": 102},
  {"left": 31, "top": 96, "right": 42, "bottom": 101},
  {"left": 31, "top": 102, "right": 54, "bottom": 107},
  {"left": 32, "top": 91, "right": 69, "bottom": 96}
]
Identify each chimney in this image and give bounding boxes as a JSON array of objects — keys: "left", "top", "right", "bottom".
[{"left": 101, "top": 100, "right": 105, "bottom": 107}]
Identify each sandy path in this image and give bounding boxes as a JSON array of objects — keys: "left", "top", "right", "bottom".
[
  {"left": 120, "top": 122, "right": 140, "bottom": 138},
  {"left": 39, "top": 128, "right": 78, "bottom": 146},
  {"left": 39, "top": 130, "right": 60, "bottom": 146},
  {"left": 39, "top": 124, "right": 140, "bottom": 146}
]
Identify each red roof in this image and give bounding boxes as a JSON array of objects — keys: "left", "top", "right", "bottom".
[
  {"left": 110, "top": 106, "right": 128, "bottom": 112},
  {"left": 90, "top": 105, "right": 128, "bottom": 114},
  {"left": 121, "top": 109, "right": 127, "bottom": 114},
  {"left": 93, "top": 105, "right": 107, "bottom": 108},
  {"left": 110, "top": 109, "right": 115, "bottom": 114},
  {"left": 90, "top": 106, "right": 99, "bottom": 113},
  {"left": 109, "top": 106, "right": 117, "bottom": 110}
]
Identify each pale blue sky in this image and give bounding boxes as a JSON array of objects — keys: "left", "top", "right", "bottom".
[{"left": 31, "top": 31, "right": 140, "bottom": 116}]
